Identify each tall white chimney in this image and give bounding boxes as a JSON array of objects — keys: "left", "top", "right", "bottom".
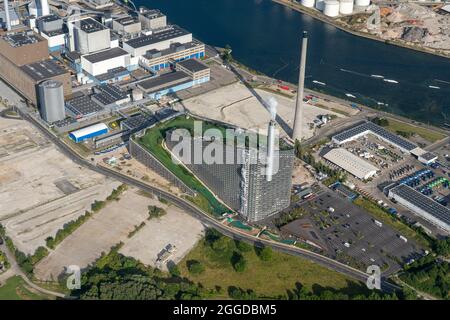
[
  {"left": 266, "top": 97, "right": 278, "bottom": 182},
  {"left": 292, "top": 31, "right": 308, "bottom": 141},
  {"left": 4, "top": 0, "right": 11, "bottom": 31}
]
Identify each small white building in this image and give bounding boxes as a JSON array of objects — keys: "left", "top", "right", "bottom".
[{"left": 323, "top": 148, "right": 378, "bottom": 180}]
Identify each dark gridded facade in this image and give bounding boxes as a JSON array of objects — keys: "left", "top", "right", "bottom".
[{"left": 165, "top": 132, "right": 294, "bottom": 222}]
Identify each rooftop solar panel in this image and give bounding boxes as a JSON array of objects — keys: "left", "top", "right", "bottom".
[
  {"left": 391, "top": 184, "right": 450, "bottom": 226},
  {"left": 333, "top": 121, "right": 417, "bottom": 151}
]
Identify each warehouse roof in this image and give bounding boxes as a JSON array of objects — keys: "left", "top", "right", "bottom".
[
  {"left": 323, "top": 148, "right": 378, "bottom": 180},
  {"left": 70, "top": 123, "right": 108, "bottom": 140},
  {"left": 177, "top": 59, "right": 209, "bottom": 73},
  {"left": 390, "top": 184, "right": 450, "bottom": 227},
  {"left": 92, "top": 84, "right": 129, "bottom": 106},
  {"left": 66, "top": 95, "right": 104, "bottom": 117},
  {"left": 82, "top": 47, "right": 129, "bottom": 64},
  {"left": 3, "top": 30, "right": 42, "bottom": 47},
  {"left": 121, "top": 114, "right": 158, "bottom": 131},
  {"left": 125, "top": 25, "right": 190, "bottom": 49},
  {"left": 332, "top": 121, "right": 417, "bottom": 151},
  {"left": 20, "top": 59, "right": 67, "bottom": 81}
]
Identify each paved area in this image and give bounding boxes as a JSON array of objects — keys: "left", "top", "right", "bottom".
[
  {"left": 120, "top": 206, "right": 205, "bottom": 271},
  {"left": 178, "top": 82, "right": 345, "bottom": 140},
  {"left": 294, "top": 190, "right": 423, "bottom": 275},
  {"left": 33, "top": 188, "right": 151, "bottom": 281}
]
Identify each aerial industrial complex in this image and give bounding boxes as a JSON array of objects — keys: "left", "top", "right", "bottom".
[{"left": 0, "top": 0, "right": 449, "bottom": 302}]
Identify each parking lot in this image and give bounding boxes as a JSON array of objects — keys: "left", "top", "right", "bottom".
[{"left": 296, "top": 191, "right": 423, "bottom": 275}]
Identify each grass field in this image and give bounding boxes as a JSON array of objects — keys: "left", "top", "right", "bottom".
[
  {"left": 384, "top": 118, "right": 445, "bottom": 143},
  {"left": 138, "top": 116, "right": 231, "bottom": 216},
  {"left": 179, "top": 235, "right": 369, "bottom": 298},
  {"left": 353, "top": 197, "right": 430, "bottom": 249},
  {"left": 0, "top": 276, "right": 49, "bottom": 300}
]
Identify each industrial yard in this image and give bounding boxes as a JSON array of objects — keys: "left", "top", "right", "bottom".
[{"left": 0, "top": 116, "right": 121, "bottom": 254}]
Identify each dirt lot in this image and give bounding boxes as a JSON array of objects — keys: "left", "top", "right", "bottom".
[
  {"left": 0, "top": 117, "right": 120, "bottom": 254},
  {"left": 120, "top": 205, "right": 205, "bottom": 272},
  {"left": 179, "top": 82, "right": 345, "bottom": 140},
  {"left": 92, "top": 146, "right": 183, "bottom": 196},
  {"left": 33, "top": 188, "right": 151, "bottom": 281}
]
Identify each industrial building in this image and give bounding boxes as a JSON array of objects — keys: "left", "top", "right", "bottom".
[
  {"left": 69, "top": 122, "right": 109, "bottom": 143},
  {"left": 139, "top": 40, "right": 205, "bottom": 72},
  {"left": 163, "top": 121, "right": 295, "bottom": 222},
  {"left": 0, "top": 31, "right": 49, "bottom": 66},
  {"left": 112, "top": 16, "right": 142, "bottom": 35},
  {"left": 68, "top": 17, "right": 111, "bottom": 54},
  {"left": 81, "top": 47, "right": 131, "bottom": 76},
  {"left": 65, "top": 94, "right": 105, "bottom": 119},
  {"left": 120, "top": 113, "right": 158, "bottom": 133},
  {"left": 38, "top": 80, "right": 65, "bottom": 123},
  {"left": 389, "top": 184, "right": 450, "bottom": 233},
  {"left": 136, "top": 70, "right": 197, "bottom": 100},
  {"left": 96, "top": 66, "right": 131, "bottom": 84},
  {"left": 36, "top": 14, "right": 65, "bottom": 52},
  {"left": 175, "top": 58, "right": 210, "bottom": 83},
  {"left": 332, "top": 121, "right": 437, "bottom": 164},
  {"left": 123, "top": 25, "right": 192, "bottom": 57},
  {"left": 323, "top": 148, "right": 379, "bottom": 180},
  {"left": 138, "top": 7, "right": 167, "bottom": 30},
  {"left": 332, "top": 121, "right": 418, "bottom": 153},
  {"left": 91, "top": 84, "right": 130, "bottom": 107},
  {"left": 0, "top": 7, "right": 20, "bottom": 29},
  {"left": 28, "top": 0, "right": 50, "bottom": 18}
]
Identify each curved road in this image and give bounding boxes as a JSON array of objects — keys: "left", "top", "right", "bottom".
[{"left": 18, "top": 108, "right": 399, "bottom": 293}]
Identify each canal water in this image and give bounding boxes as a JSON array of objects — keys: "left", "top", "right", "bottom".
[{"left": 135, "top": 0, "right": 450, "bottom": 127}]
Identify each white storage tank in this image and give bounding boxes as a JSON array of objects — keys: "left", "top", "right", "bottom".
[
  {"left": 355, "top": 0, "right": 370, "bottom": 6},
  {"left": 301, "top": 0, "right": 315, "bottom": 8},
  {"left": 339, "top": 0, "right": 354, "bottom": 14},
  {"left": 315, "top": 0, "right": 325, "bottom": 10},
  {"left": 324, "top": 0, "right": 340, "bottom": 17}
]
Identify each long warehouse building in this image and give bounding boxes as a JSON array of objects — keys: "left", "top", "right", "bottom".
[
  {"left": 389, "top": 184, "right": 450, "bottom": 233},
  {"left": 323, "top": 148, "right": 379, "bottom": 180}
]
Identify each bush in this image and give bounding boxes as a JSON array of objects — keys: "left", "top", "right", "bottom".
[
  {"left": 148, "top": 205, "right": 166, "bottom": 219},
  {"left": 231, "top": 252, "right": 247, "bottom": 272},
  {"left": 187, "top": 260, "right": 205, "bottom": 275},
  {"left": 235, "top": 240, "right": 252, "bottom": 252},
  {"left": 228, "top": 286, "right": 256, "bottom": 300},
  {"left": 256, "top": 246, "right": 273, "bottom": 261}
]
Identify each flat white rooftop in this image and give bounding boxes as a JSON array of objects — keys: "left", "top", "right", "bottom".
[{"left": 323, "top": 148, "right": 378, "bottom": 180}]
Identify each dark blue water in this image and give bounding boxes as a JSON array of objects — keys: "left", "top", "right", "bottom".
[{"left": 135, "top": 0, "right": 450, "bottom": 127}]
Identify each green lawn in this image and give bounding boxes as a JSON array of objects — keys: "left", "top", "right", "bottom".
[
  {"left": 0, "top": 276, "right": 48, "bottom": 300},
  {"left": 384, "top": 118, "right": 445, "bottom": 143},
  {"left": 138, "top": 116, "right": 232, "bottom": 216},
  {"left": 179, "top": 236, "right": 369, "bottom": 298},
  {"left": 353, "top": 197, "right": 430, "bottom": 249}
]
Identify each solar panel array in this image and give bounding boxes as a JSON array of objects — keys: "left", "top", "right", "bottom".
[
  {"left": 126, "top": 25, "right": 189, "bottom": 49},
  {"left": 391, "top": 184, "right": 450, "bottom": 226},
  {"left": 92, "top": 84, "right": 129, "bottom": 106},
  {"left": 333, "top": 122, "right": 417, "bottom": 151}
]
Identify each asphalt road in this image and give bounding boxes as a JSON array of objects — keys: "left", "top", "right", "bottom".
[{"left": 16, "top": 108, "right": 400, "bottom": 293}]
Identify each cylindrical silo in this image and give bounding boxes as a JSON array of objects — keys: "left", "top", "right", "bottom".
[
  {"left": 339, "top": 0, "right": 354, "bottom": 14},
  {"left": 315, "top": 0, "right": 325, "bottom": 11},
  {"left": 301, "top": 0, "right": 315, "bottom": 8},
  {"left": 324, "top": 0, "right": 340, "bottom": 17},
  {"left": 355, "top": 0, "right": 370, "bottom": 6},
  {"left": 38, "top": 80, "right": 65, "bottom": 123}
]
